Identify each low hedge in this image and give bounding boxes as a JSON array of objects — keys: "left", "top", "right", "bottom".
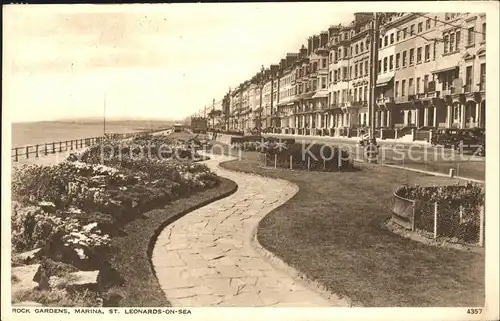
[
  {"left": 262, "top": 143, "right": 354, "bottom": 171},
  {"left": 230, "top": 136, "right": 295, "bottom": 145},
  {"left": 396, "top": 184, "right": 485, "bottom": 243}
]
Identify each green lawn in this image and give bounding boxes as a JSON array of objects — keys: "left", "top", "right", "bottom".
[{"left": 219, "top": 150, "right": 484, "bottom": 307}]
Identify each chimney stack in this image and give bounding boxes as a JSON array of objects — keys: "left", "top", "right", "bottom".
[
  {"left": 312, "top": 35, "right": 320, "bottom": 51},
  {"left": 299, "top": 45, "right": 307, "bottom": 58},
  {"left": 307, "top": 37, "right": 313, "bottom": 56},
  {"left": 320, "top": 32, "right": 328, "bottom": 47}
]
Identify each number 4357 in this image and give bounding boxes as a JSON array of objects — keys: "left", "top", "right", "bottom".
[{"left": 467, "top": 308, "right": 482, "bottom": 314}]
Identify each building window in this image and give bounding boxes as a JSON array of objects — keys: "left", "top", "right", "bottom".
[
  {"left": 424, "top": 45, "right": 430, "bottom": 61},
  {"left": 349, "top": 66, "right": 352, "bottom": 79},
  {"left": 384, "top": 35, "right": 388, "bottom": 47},
  {"left": 402, "top": 79, "right": 406, "bottom": 96},
  {"left": 468, "top": 27, "right": 475, "bottom": 46},
  {"left": 410, "top": 24, "right": 415, "bottom": 35},
  {"left": 378, "top": 59, "right": 382, "bottom": 73},
  {"left": 444, "top": 35, "right": 449, "bottom": 53},
  {"left": 322, "top": 76, "right": 327, "bottom": 89},
  {"left": 409, "top": 78, "right": 414, "bottom": 94},
  {"left": 355, "top": 44, "right": 359, "bottom": 55},
  {"left": 480, "top": 63, "right": 486, "bottom": 91},
  {"left": 354, "top": 64, "right": 358, "bottom": 78},
  {"left": 396, "top": 53, "right": 400, "bottom": 69},
  {"left": 416, "top": 77, "right": 421, "bottom": 93},
  {"left": 409, "top": 48, "right": 414, "bottom": 65},
  {"left": 417, "top": 47, "right": 422, "bottom": 63},
  {"left": 354, "top": 88, "right": 358, "bottom": 102},
  {"left": 482, "top": 23, "right": 486, "bottom": 42},
  {"left": 402, "top": 51, "right": 407, "bottom": 67},
  {"left": 390, "top": 33, "right": 394, "bottom": 44},
  {"left": 465, "top": 66, "right": 472, "bottom": 92},
  {"left": 434, "top": 16, "right": 438, "bottom": 26},
  {"left": 360, "top": 62, "right": 364, "bottom": 76},
  {"left": 455, "top": 31, "right": 461, "bottom": 50},
  {"left": 450, "top": 33, "right": 455, "bottom": 52},
  {"left": 426, "top": 18, "right": 431, "bottom": 30},
  {"left": 423, "top": 75, "right": 429, "bottom": 92},
  {"left": 322, "top": 58, "right": 327, "bottom": 68},
  {"left": 389, "top": 55, "right": 394, "bottom": 71},
  {"left": 365, "top": 60, "right": 369, "bottom": 76},
  {"left": 383, "top": 57, "right": 388, "bottom": 72},
  {"left": 395, "top": 81, "right": 399, "bottom": 97},
  {"left": 418, "top": 22, "right": 423, "bottom": 33},
  {"left": 403, "top": 27, "right": 408, "bottom": 39},
  {"left": 397, "top": 31, "right": 401, "bottom": 41}
]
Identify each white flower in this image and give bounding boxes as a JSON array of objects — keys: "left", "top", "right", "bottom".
[
  {"left": 74, "top": 248, "right": 87, "bottom": 259},
  {"left": 39, "top": 201, "right": 55, "bottom": 207},
  {"left": 67, "top": 207, "right": 83, "bottom": 214},
  {"left": 82, "top": 222, "right": 98, "bottom": 232}
]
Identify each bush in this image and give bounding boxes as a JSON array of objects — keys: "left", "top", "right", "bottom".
[
  {"left": 262, "top": 143, "right": 354, "bottom": 171},
  {"left": 395, "top": 183, "right": 485, "bottom": 243}
]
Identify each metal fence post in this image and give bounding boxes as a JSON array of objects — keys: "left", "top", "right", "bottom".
[
  {"left": 479, "top": 205, "right": 484, "bottom": 247},
  {"left": 14, "top": 148, "right": 18, "bottom": 162},
  {"left": 290, "top": 155, "right": 293, "bottom": 170},
  {"left": 71, "top": 140, "right": 73, "bottom": 150},
  {"left": 45, "top": 143, "right": 48, "bottom": 155},
  {"left": 26, "top": 146, "right": 29, "bottom": 159},
  {"left": 52, "top": 142, "right": 56, "bottom": 154},
  {"left": 35, "top": 144, "right": 39, "bottom": 158},
  {"left": 59, "top": 141, "right": 62, "bottom": 152},
  {"left": 434, "top": 202, "right": 438, "bottom": 239},
  {"left": 410, "top": 200, "right": 418, "bottom": 232}
]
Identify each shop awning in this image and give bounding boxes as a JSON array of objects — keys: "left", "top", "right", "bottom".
[
  {"left": 312, "top": 91, "right": 329, "bottom": 99},
  {"left": 431, "top": 65, "right": 458, "bottom": 74},
  {"left": 299, "top": 92, "right": 315, "bottom": 100},
  {"left": 376, "top": 75, "right": 394, "bottom": 87}
]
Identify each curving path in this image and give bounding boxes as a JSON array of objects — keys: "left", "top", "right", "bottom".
[{"left": 152, "top": 154, "right": 337, "bottom": 307}]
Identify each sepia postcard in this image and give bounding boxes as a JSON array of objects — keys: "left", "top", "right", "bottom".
[{"left": 2, "top": 2, "right": 499, "bottom": 321}]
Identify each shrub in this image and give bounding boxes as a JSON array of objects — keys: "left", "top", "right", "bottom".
[
  {"left": 395, "top": 183, "right": 485, "bottom": 243},
  {"left": 263, "top": 142, "right": 353, "bottom": 172}
]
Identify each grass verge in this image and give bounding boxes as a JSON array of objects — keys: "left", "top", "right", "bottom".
[
  {"left": 104, "top": 177, "right": 237, "bottom": 307},
  {"left": 219, "top": 151, "right": 484, "bottom": 307}
]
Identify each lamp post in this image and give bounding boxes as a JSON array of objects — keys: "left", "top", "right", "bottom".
[
  {"left": 369, "top": 12, "right": 386, "bottom": 140},
  {"left": 258, "top": 65, "right": 265, "bottom": 136}
]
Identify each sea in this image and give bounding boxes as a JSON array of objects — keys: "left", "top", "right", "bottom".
[{"left": 11, "top": 120, "right": 176, "bottom": 148}]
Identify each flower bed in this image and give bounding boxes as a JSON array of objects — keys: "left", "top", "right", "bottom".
[
  {"left": 262, "top": 142, "right": 354, "bottom": 172},
  {"left": 77, "top": 134, "right": 207, "bottom": 164},
  {"left": 394, "top": 183, "right": 485, "bottom": 244},
  {"left": 11, "top": 135, "right": 220, "bottom": 306}
]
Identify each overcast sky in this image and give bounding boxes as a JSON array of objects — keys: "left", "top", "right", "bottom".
[
  {"left": 3, "top": 3, "right": 494, "bottom": 123},
  {"left": 3, "top": 4, "right": 355, "bottom": 122}
]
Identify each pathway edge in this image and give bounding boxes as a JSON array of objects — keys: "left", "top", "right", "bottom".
[{"left": 216, "top": 157, "right": 357, "bottom": 307}]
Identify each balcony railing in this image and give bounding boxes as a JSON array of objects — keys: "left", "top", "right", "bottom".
[
  {"left": 351, "top": 100, "right": 368, "bottom": 107},
  {"left": 376, "top": 96, "right": 394, "bottom": 104}
]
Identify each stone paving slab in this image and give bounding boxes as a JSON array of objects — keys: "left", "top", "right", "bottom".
[{"left": 152, "top": 153, "right": 338, "bottom": 307}]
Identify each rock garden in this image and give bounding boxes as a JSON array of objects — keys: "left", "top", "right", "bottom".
[{"left": 11, "top": 134, "right": 224, "bottom": 307}]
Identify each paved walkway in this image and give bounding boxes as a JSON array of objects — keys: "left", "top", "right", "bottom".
[{"left": 152, "top": 154, "right": 337, "bottom": 307}]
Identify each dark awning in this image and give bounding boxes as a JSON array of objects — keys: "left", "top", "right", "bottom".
[
  {"left": 376, "top": 75, "right": 394, "bottom": 87},
  {"left": 431, "top": 66, "right": 458, "bottom": 74}
]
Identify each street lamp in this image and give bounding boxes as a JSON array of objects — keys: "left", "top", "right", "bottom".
[
  {"left": 368, "top": 12, "right": 387, "bottom": 140},
  {"left": 258, "top": 65, "right": 265, "bottom": 136}
]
